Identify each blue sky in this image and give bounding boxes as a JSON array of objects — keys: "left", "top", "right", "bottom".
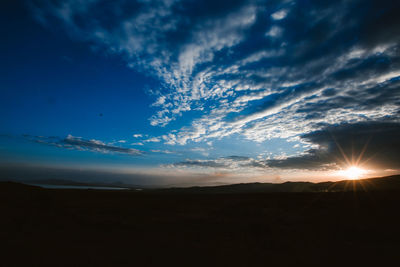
[{"left": 1, "top": 0, "right": 400, "bottom": 186}]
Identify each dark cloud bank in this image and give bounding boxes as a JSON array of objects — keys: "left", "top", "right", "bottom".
[{"left": 267, "top": 121, "right": 400, "bottom": 170}]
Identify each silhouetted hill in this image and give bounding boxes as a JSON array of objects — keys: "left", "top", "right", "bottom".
[
  {"left": 324, "top": 175, "right": 400, "bottom": 191},
  {"left": 0, "top": 181, "right": 41, "bottom": 191},
  {"left": 2, "top": 176, "right": 400, "bottom": 266},
  {"left": 155, "top": 175, "right": 400, "bottom": 193},
  {"left": 2, "top": 175, "right": 400, "bottom": 193}
]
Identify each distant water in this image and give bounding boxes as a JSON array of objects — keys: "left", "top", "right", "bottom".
[{"left": 28, "top": 184, "right": 130, "bottom": 190}]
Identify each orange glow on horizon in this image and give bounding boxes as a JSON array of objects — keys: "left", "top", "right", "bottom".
[{"left": 338, "top": 166, "right": 368, "bottom": 180}]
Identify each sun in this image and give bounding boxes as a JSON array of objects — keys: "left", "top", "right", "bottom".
[{"left": 340, "top": 166, "right": 367, "bottom": 180}]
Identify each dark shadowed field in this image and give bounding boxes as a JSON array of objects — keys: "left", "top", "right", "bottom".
[{"left": 1, "top": 180, "right": 400, "bottom": 266}]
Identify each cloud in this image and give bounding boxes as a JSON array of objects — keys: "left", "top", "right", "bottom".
[
  {"left": 25, "top": 134, "right": 143, "bottom": 155},
  {"left": 266, "top": 121, "right": 400, "bottom": 170},
  {"left": 189, "top": 147, "right": 210, "bottom": 156},
  {"left": 150, "top": 149, "right": 176, "bottom": 154},
  {"left": 131, "top": 142, "right": 144, "bottom": 146},
  {"left": 172, "top": 121, "right": 400, "bottom": 172},
  {"left": 144, "top": 137, "right": 161, "bottom": 143},
  {"left": 265, "top": 26, "right": 283, "bottom": 38},
  {"left": 173, "top": 155, "right": 268, "bottom": 171},
  {"left": 30, "top": 0, "right": 400, "bottom": 148},
  {"left": 271, "top": 9, "right": 288, "bottom": 20},
  {"left": 174, "top": 159, "right": 227, "bottom": 168}
]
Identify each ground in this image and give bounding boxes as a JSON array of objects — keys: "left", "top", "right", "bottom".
[{"left": 1, "top": 182, "right": 400, "bottom": 266}]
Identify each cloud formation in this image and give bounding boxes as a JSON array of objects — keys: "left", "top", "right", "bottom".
[
  {"left": 266, "top": 121, "right": 400, "bottom": 170},
  {"left": 171, "top": 121, "right": 400, "bottom": 171},
  {"left": 30, "top": 0, "right": 400, "bottom": 166},
  {"left": 173, "top": 155, "right": 268, "bottom": 171},
  {"left": 25, "top": 134, "right": 143, "bottom": 155}
]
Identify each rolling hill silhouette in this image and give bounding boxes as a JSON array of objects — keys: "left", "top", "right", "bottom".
[
  {"left": 2, "top": 175, "right": 400, "bottom": 266},
  {"left": 153, "top": 174, "right": 400, "bottom": 193},
  {"left": 10, "top": 174, "right": 400, "bottom": 193}
]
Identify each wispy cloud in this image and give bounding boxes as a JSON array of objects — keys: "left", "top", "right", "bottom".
[
  {"left": 131, "top": 142, "right": 144, "bottom": 146},
  {"left": 31, "top": 0, "right": 400, "bottom": 153},
  {"left": 170, "top": 120, "right": 400, "bottom": 172},
  {"left": 150, "top": 149, "right": 176, "bottom": 155},
  {"left": 25, "top": 134, "right": 144, "bottom": 155},
  {"left": 271, "top": 9, "right": 288, "bottom": 20},
  {"left": 172, "top": 155, "right": 268, "bottom": 171},
  {"left": 265, "top": 26, "right": 283, "bottom": 38},
  {"left": 144, "top": 137, "right": 161, "bottom": 143}
]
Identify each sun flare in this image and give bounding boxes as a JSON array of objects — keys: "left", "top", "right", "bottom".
[{"left": 340, "top": 166, "right": 367, "bottom": 180}]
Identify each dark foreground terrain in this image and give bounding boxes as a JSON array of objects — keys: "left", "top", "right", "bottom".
[{"left": 1, "top": 179, "right": 400, "bottom": 266}]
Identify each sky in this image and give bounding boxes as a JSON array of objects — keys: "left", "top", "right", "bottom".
[{"left": 1, "top": 0, "right": 400, "bottom": 187}]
